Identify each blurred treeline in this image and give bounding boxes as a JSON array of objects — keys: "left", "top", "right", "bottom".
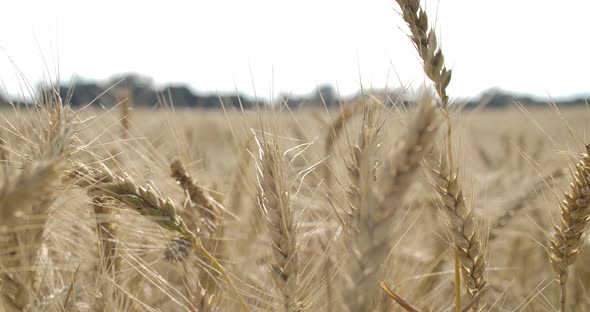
[{"left": 0, "top": 73, "right": 588, "bottom": 109}]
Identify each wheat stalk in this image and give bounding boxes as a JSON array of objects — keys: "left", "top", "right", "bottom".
[
  {"left": 430, "top": 158, "right": 486, "bottom": 309},
  {"left": 393, "top": 2, "right": 474, "bottom": 310},
  {"left": 91, "top": 195, "right": 120, "bottom": 277},
  {"left": 340, "top": 102, "right": 386, "bottom": 312},
  {"left": 549, "top": 145, "right": 590, "bottom": 312},
  {"left": 117, "top": 88, "right": 133, "bottom": 140},
  {"left": 253, "top": 132, "right": 303, "bottom": 312},
  {"left": 0, "top": 160, "right": 64, "bottom": 310},
  {"left": 170, "top": 157, "right": 228, "bottom": 295},
  {"left": 345, "top": 104, "right": 379, "bottom": 223},
  {"left": 0, "top": 90, "right": 76, "bottom": 310},
  {"left": 380, "top": 281, "right": 421, "bottom": 312}
]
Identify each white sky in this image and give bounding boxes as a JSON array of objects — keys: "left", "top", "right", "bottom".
[{"left": 1, "top": 0, "right": 589, "bottom": 100}]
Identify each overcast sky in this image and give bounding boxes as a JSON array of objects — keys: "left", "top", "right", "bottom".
[{"left": 1, "top": 0, "right": 589, "bottom": 100}]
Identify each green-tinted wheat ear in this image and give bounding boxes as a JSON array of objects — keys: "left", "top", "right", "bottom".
[{"left": 66, "top": 162, "right": 249, "bottom": 311}]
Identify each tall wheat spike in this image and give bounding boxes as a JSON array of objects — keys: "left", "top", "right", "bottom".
[
  {"left": 0, "top": 90, "right": 76, "bottom": 310},
  {"left": 549, "top": 145, "right": 590, "bottom": 312},
  {"left": 394, "top": 0, "right": 451, "bottom": 107},
  {"left": 393, "top": 1, "right": 489, "bottom": 310},
  {"left": 340, "top": 95, "right": 440, "bottom": 312},
  {"left": 340, "top": 103, "right": 381, "bottom": 312},
  {"left": 253, "top": 132, "right": 303, "bottom": 312},
  {"left": 117, "top": 87, "right": 133, "bottom": 140}
]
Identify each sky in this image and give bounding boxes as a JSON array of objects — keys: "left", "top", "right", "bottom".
[{"left": 0, "top": 0, "right": 589, "bottom": 100}]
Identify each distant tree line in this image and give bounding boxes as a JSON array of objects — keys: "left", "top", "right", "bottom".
[
  {"left": 25, "top": 74, "right": 342, "bottom": 109},
  {"left": 48, "top": 73, "right": 259, "bottom": 109},
  {"left": 464, "top": 88, "right": 590, "bottom": 108},
  {"left": 0, "top": 74, "right": 588, "bottom": 109}
]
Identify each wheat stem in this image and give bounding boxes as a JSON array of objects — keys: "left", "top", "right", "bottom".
[{"left": 380, "top": 281, "right": 421, "bottom": 312}]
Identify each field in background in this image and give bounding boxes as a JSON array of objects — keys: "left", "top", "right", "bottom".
[{"left": 1, "top": 100, "right": 590, "bottom": 311}]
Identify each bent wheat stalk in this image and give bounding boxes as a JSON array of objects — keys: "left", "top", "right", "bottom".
[
  {"left": 170, "top": 158, "right": 227, "bottom": 295},
  {"left": 66, "top": 162, "right": 249, "bottom": 311}
]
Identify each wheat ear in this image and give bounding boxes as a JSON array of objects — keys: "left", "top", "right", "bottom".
[
  {"left": 431, "top": 158, "right": 486, "bottom": 309},
  {"left": 325, "top": 101, "right": 365, "bottom": 188},
  {"left": 0, "top": 160, "right": 64, "bottom": 219},
  {"left": 171, "top": 158, "right": 222, "bottom": 235},
  {"left": 66, "top": 162, "right": 249, "bottom": 311},
  {"left": 345, "top": 105, "right": 378, "bottom": 223},
  {"left": 394, "top": 0, "right": 451, "bottom": 106},
  {"left": 490, "top": 168, "right": 565, "bottom": 240},
  {"left": 393, "top": 1, "right": 474, "bottom": 310},
  {"left": 117, "top": 88, "right": 133, "bottom": 140},
  {"left": 380, "top": 95, "right": 440, "bottom": 211},
  {"left": 0, "top": 90, "right": 76, "bottom": 310},
  {"left": 170, "top": 157, "right": 227, "bottom": 295},
  {"left": 340, "top": 103, "right": 386, "bottom": 312},
  {"left": 549, "top": 145, "right": 590, "bottom": 312},
  {"left": 253, "top": 133, "right": 303, "bottom": 312},
  {"left": 0, "top": 159, "right": 65, "bottom": 309}
]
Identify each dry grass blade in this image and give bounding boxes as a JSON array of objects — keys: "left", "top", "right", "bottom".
[
  {"left": 380, "top": 281, "right": 421, "bottom": 312},
  {"left": 549, "top": 145, "right": 590, "bottom": 312}
]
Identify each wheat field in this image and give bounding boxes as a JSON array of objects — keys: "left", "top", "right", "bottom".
[{"left": 2, "top": 1, "right": 590, "bottom": 312}]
